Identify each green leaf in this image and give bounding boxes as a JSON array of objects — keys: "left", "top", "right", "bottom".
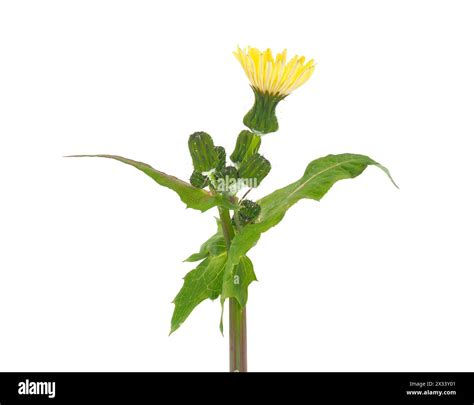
[
  {"left": 184, "top": 219, "right": 225, "bottom": 262},
  {"left": 225, "top": 153, "right": 397, "bottom": 275},
  {"left": 66, "top": 154, "right": 233, "bottom": 212},
  {"left": 170, "top": 253, "right": 227, "bottom": 334},
  {"left": 184, "top": 231, "right": 226, "bottom": 262},
  {"left": 221, "top": 255, "right": 256, "bottom": 308},
  {"left": 219, "top": 255, "right": 256, "bottom": 335}
]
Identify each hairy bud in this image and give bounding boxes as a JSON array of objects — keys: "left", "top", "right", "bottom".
[
  {"left": 188, "top": 132, "right": 219, "bottom": 172},
  {"left": 234, "top": 200, "right": 261, "bottom": 226},
  {"left": 215, "top": 146, "right": 226, "bottom": 171},
  {"left": 238, "top": 153, "right": 271, "bottom": 187},
  {"left": 230, "top": 130, "right": 261, "bottom": 164},
  {"left": 189, "top": 170, "right": 209, "bottom": 189}
]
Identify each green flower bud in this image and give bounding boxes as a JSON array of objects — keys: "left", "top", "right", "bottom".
[
  {"left": 232, "top": 200, "right": 261, "bottom": 227},
  {"left": 188, "top": 131, "right": 219, "bottom": 172},
  {"left": 215, "top": 146, "right": 226, "bottom": 171},
  {"left": 243, "top": 88, "right": 285, "bottom": 134},
  {"left": 215, "top": 165, "right": 239, "bottom": 194},
  {"left": 221, "top": 165, "right": 238, "bottom": 181},
  {"left": 189, "top": 170, "right": 209, "bottom": 189},
  {"left": 240, "top": 200, "right": 261, "bottom": 224},
  {"left": 238, "top": 153, "right": 271, "bottom": 187},
  {"left": 215, "top": 165, "right": 238, "bottom": 181},
  {"left": 230, "top": 130, "right": 261, "bottom": 164}
]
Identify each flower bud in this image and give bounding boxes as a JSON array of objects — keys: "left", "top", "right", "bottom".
[
  {"left": 243, "top": 89, "right": 285, "bottom": 134},
  {"left": 215, "top": 165, "right": 239, "bottom": 194},
  {"left": 215, "top": 146, "right": 226, "bottom": 171},
  {"left": 221, "top": 165, "right": 238, "bottom": 181},
  {"left": 238, "top": 153, "right": 271, "bottom": 187},
  {"left": 188, "top": 132, "right": 219, "bottom": 172},
  {"left": 235, "top": 47, "right": 315, "bottom": 134},
  {"left": 233, "top": 199, "right": 261, "bottom": 226},
  {"left": 189, "top": 170, "right": 208, "bottom": 189},
  {"left": 230, "top": 130, "right": 261, "bottom": 164},
  {"left": 240, "top": 200, "right": 261, "bottom": 223}
]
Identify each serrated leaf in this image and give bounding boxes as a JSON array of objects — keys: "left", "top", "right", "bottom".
[
  {"left": 219, "top": 255, "right": 256, "bottom": 335},
  {"left": 225, "top": 153, "right": 397, "bottom": 276},
  {"left": 66, "top": 154, "right": 233, "bottom": 212},
  {"left": 184, "top": 229, "right": 225, "bottom": 262},
  {"left": 221, "top": 256, "right": 256, "bottom": 308},
  {"left": 170, "top": 253, "right": 227, "bottom": 334}
]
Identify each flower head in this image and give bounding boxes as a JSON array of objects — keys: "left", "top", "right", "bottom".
[
  {"left": 234, "top": 46, "right": 315, "bottom": 134},
  {"left": 234, "top": 46, "right": 315, "bottom": 97}
]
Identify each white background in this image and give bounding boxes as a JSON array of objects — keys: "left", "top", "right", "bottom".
[{"left": 1, "top": 0, "right": 473, "bottom": 372}]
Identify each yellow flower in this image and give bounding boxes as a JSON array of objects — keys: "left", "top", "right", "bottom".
[
  {"left": 234, "top": 46, "right": 315, "bottom": 134},
  {"left": 234, "top": 46, "right": 315, "bottom": 97}
]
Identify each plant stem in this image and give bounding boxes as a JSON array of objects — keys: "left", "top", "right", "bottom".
[
  {"left": 229, "top": 297, "right": 247, "bottom": 371},
  {"left": 218, "top": 206, "right": 247, "bottom": 372},
  {"left": 218, "top": 206, "right": 234, "bottom": 249}
]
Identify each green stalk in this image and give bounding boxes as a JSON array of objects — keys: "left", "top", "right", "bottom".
[{"left": 218, "top": 206, "right": 247, "bottom": 372}]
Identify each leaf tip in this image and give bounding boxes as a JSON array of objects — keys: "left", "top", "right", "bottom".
[
  {"left": 63, "top": 154, "right": 92, "bottom": 158},
  {"left": 169, "top": 321, "right": 182, "bottom": 336},
  {"left": 385, "top": 171, "right": 399, "bottom": 190},
  {"left": 373, "top": 162, "right": 399, "bottom": 189}
]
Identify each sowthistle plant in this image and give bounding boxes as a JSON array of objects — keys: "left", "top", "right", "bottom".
[{"left": 69, "top": 46, "right": 397, "bottom": 372}]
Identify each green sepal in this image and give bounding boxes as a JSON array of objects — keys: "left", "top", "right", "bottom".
[
  {"left": 238, "top": 153, "right": 271, "bottom": 187},
  {"left": 188, "top": 132, "right": 219, "bottom": 172},
  {"left": 189, "top": 170, "right": 209, "bottom": 189},
  {"left": 243, "top": 88, "right": 285, "bottom": 134},
  {"left": 230, "top": 130, "right": 261, "bottom": 164}
]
